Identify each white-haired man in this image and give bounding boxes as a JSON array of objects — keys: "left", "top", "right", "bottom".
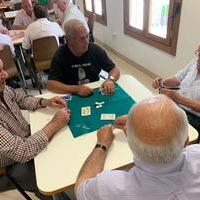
[
  {"left": 75, "top": 95, "right": 200, "bottom": 200},
  {"left": 53, "top": 0, "right": 88, "bottom": 30},
  {"left": 13, "top": 0, "right": 34, "bottom": 30},
  {"left": 152, "top": 43, "right": 200, "bottom": 141},
  {"left": 47, "top": 19, "right": 120, "bottom": 96}
]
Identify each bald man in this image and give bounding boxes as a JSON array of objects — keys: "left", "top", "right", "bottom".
[
  {"left": 75, "top": 95, "right": 200, "bottom": 200},
  {"left": 13, "top": 0, "right": 34, "bottom": 30}
]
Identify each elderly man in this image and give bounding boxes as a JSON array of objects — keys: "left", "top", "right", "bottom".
[
  {"left": 13, "top": 0, "right": 34, "bottom": 30},
  {"left": 22, "top": 4, "right": 63, "bottom": 50},
  {"left": 0, "top": 59, "right": 71, "bottom": 200},
  {"left": 152, "top": 43, "right": 200, "bottom": 140},
  {"left": 53, "top": 0, "right": 88, "bottom": 30},
  {"left": 75, "top": 94, "right": 200, "bottom": 200},
  {"left": 47, "top": 19, "right": 120, "bottom": 96}
]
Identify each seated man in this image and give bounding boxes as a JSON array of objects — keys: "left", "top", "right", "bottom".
[
  {"left": 152, "top": 43, "right": 200, "bottom": 140},
  {"left": 47, "top": 19, "right": 120, "bottom": 96},
  {"left": 22, "top": 4, "right": 64, "bottom": 50},
  {"left": 53, "top": 0, "right": 89, "bottom": 31},
  {"left": 13, "top": 0, "right": 34, "bottom": 30},
  {"left": 75, "top": 94, "right": 200, "bottom": 200},
  {"left": 0, "top": 58, "right": 71, "bottom": 199}
]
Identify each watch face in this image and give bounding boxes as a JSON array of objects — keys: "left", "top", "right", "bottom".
[{"left": 109, "top": 76, "right": 115, "bottom": 82}]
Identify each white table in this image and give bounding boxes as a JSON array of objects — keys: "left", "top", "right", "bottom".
[{"left": 29, "top": 75, "right": 198, "bottom": 196}]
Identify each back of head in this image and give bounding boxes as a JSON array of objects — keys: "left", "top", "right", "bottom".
[
  {"left": 64, "top": 19, "right": 86, "bottom": 41},
  {"left": 34, "top": 4, "right": 48, "bottom": 19},
  {"left": 127, "top": 95, "right": 188, "bottom": 164}
]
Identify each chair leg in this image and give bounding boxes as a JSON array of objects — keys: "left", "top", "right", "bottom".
[{"left": 6, "top": 174, "right": 32, "bottom": 200}]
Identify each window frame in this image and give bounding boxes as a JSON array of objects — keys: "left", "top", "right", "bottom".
[
  {"left": 124, "top": 0, "right": 182, "bottom": 55},
  {"left": 83, "top": 0, "right": 107, "bottom": 26}
]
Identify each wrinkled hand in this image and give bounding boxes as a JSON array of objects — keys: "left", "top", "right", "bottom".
[
  {"left": 152, "top": 77, "right": 162, "bottom": 89},
  {"left": 101, "top": 79, "right": 115, "bottom": 95},
  {"left": 160, "top": 88, "right": 180, "bottom": 103},
  {"left": 51, "top": 108, "right": 71, "bottom": 131},
  {"left": 44, "top": 96, "right": 66, "bottom": 108},
  {"left": 97, "top": 125, "right": 115, "bottom": 149},
  {"left": 114, "top": 115, "right": 128, "bottom": 135},
  {"left": 76, "top": 85, "right": 93, "bottom": 97}
]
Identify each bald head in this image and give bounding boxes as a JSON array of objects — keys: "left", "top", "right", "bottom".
[{"left": 127, "top": 95, "right": 188, "bottom": 164}]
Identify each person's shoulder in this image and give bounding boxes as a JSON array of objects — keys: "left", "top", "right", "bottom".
[
  {"left": 54, "top": 44, "right": 69, "bottom": 57},
  {"left": 89, "top": 43, "right": 104, "bottom": 52},
  {"left": 185, "top": 144, "right": 200, "bottom": 156}
]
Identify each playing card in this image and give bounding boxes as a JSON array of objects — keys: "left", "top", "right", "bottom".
[
  {"left": 81, "top": 106, "right": 91, "bottom": 116},
  {"left": 101, "top": 114, "right": 116, "bottom": 120},
  {"left": 62, "top": 95, "right": 72, "bottom": 100}
]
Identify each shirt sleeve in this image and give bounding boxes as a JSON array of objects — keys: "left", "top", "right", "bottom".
[
  {"left": 13, "top": 12, "right": 23, "bottom": 26},
  {"left": 11, "top": 87, "right": 40, "bottom": 110},
  {"left": 22, "top": 27, "right": 31, "bottom": 49},
  {"left": 48, "top": 49, "right": 64, "bottom": 81},
  {"left": 0, "top": 125, "right": 48, "bottom": 164},
  {"left": 95, "top": 45, "right": 115, "bottom": 73},
  {"left": 175, "top": 62, "right": 195, "bottom": 82}
]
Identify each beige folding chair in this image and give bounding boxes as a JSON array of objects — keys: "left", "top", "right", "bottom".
[
  {"left": 30, "top": 36, "right": 58, "bottom": 94},
  {"left": 0, "top": 45, "right": 27, "bottom": 92}
]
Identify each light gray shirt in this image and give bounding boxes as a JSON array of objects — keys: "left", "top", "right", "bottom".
[
  {"left": 175, "top": 61, "right": 200, "bottom": 117},
  {"left": 76, "top": 145, "right": 200, "bottom": 200},
  {"left": 22, "top": 18, "right": 64, "bottom": 49}
]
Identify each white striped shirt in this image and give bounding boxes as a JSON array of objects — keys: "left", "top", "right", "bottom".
[{"left": 76, "top": 145, "right": 200, "bottom": 200}]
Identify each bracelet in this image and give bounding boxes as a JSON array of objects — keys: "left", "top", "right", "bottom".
[
  {"left": 95, "top": 144, "right": 107, "bottom": 152},
  {"left": 39, "top": 98, "right": 46, "bottom": 108}
]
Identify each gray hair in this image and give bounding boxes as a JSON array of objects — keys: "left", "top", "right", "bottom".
[
  {"left": 127, "top": 95, "right": 188, "bottom": 164},
  {"left": 63, "top": 19, "right": 86, "bottom": 40}
]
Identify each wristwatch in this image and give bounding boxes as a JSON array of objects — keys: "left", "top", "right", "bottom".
[{"left": 107, "top": 76, "right": 115, "bottom": 83}]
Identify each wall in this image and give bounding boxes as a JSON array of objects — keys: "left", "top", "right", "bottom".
[{"left": 76, "top": 0, "right": 200, "bottom": 77}]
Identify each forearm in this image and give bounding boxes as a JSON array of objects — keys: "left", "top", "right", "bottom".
[
  {"left": 75, "top": 147, "right": 107, "bottom": 190},
  {"left": 163, "top": 76, "right": 180, "bottom": 86},
  {"left": 108, "top": 67, "right": 120, "bottom": 82},
  {"left": 47, "top": 80, "right": 79, "bottom": 94},
  {"left": 177, "top": 95, "right": 200, "bottom": 112},
  {"left": 12, "top": 24, "right": 27, "bottom": 30}
]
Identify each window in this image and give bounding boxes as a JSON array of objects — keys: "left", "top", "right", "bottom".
[
  {"left": 124, "top": 0, "right": 182, "bottom": 55},
  {"left": 83, "top": 0, "right": 107, "bottom": 25}
]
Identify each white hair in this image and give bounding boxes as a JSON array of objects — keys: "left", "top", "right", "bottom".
[
  {"left": 127, "top": 95, "right": 188, "bottom": 164},
  {"left": 63, "top": 19, "right": 86, "bottom": 40}
]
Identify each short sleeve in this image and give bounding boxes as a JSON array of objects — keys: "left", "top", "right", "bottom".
[{"left": 94, "top": 45, "right": 115, "bottom": 72}]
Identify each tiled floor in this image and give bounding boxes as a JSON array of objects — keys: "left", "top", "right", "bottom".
[{"left": 0, "top": 47, "right": 155, "bottom": 200}]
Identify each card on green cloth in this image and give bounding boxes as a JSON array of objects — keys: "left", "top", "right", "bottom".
[{"left": 67, "top": 84, "right": 136, "bottom": 138}]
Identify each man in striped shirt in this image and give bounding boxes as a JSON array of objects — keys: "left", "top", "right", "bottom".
[{"left": 0, "top": 59, "right": 71, "bottom": 199}]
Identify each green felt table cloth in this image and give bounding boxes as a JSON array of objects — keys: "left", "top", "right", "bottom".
[{"left": 67, "top": 84, "right": 136, "bottom": 138}]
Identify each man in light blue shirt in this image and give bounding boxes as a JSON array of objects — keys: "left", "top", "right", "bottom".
[
  {"left": 152, "top": 44, "right": 200, "bottom": 141},
  {"left": 75, "top": 95, "right": 200, "bottom": 200}
]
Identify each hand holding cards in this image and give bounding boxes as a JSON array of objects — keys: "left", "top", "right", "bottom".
[{"left": 159, "top": 81, "right": 180, "bottom": 90}]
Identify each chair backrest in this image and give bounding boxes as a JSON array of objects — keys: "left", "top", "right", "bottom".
[
  {"left": 14, "top": 2, "right": 22, "bottom": 10},
  {"left": 0, "top": 45, "right": 18, "bottom": 78},
  {"left": 32, "top": 36, "right": 58, "bottom": 71},
  {"left": 0, "top": 166, "right": 6, "bottom": 175}
]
